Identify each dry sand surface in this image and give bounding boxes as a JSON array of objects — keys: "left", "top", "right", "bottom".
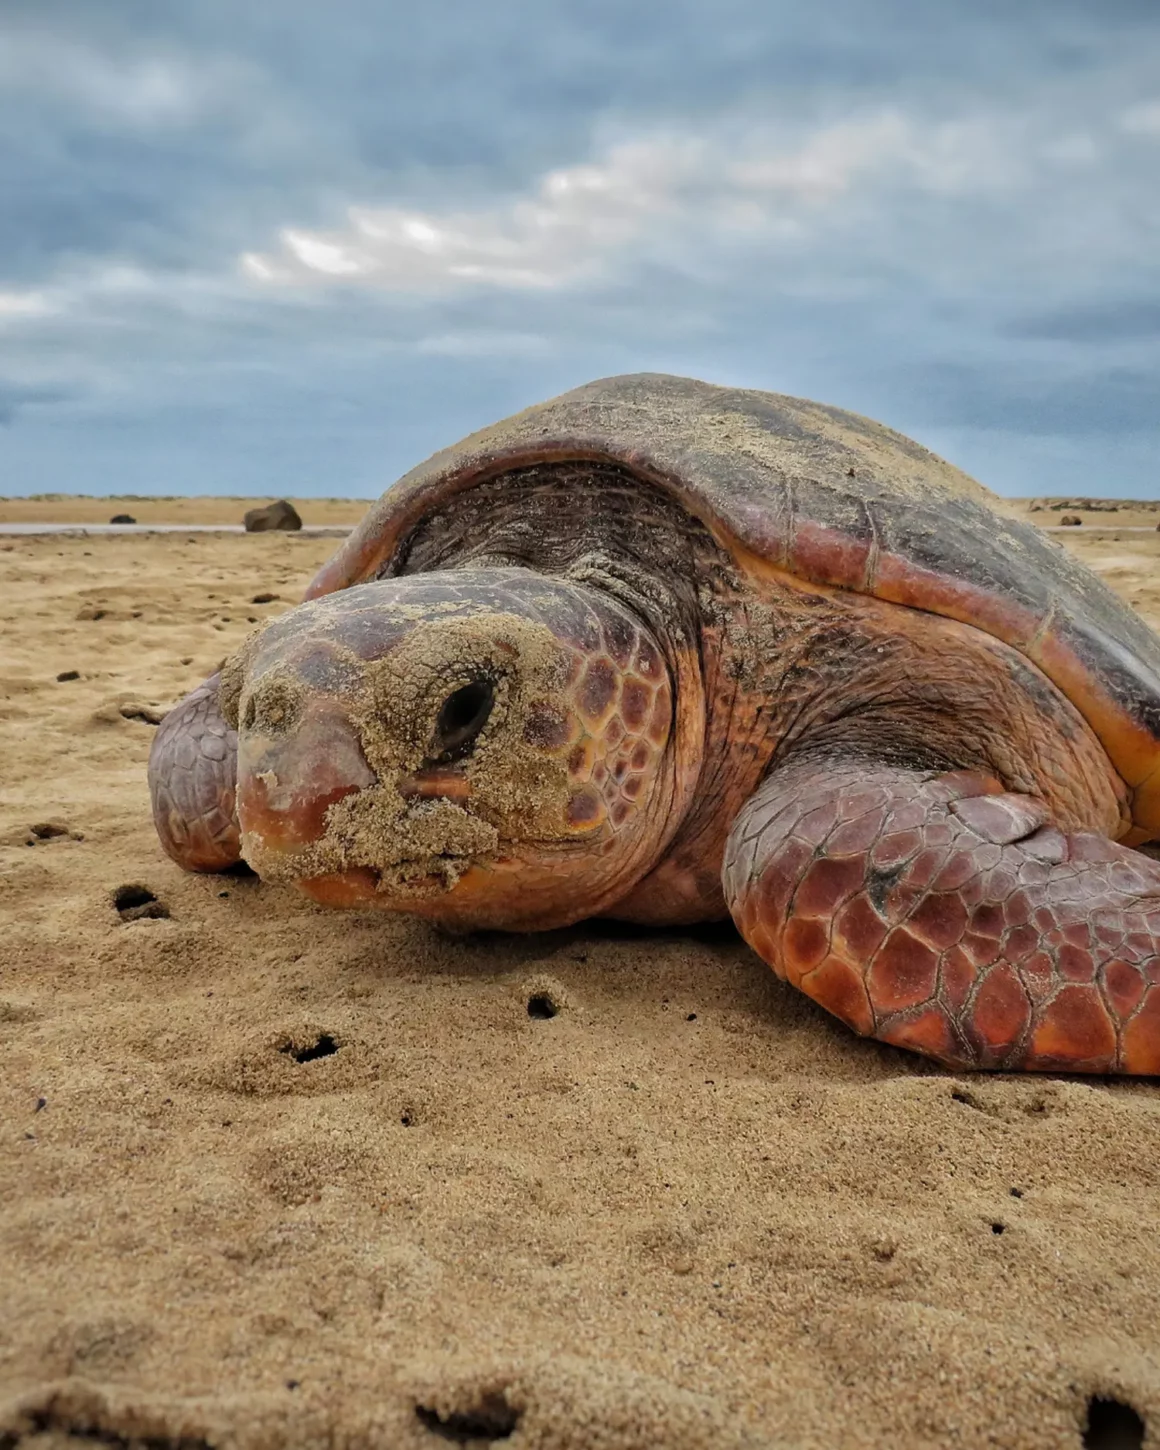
[
  {"left": 3, "top": 512, "right": 1160, "bottom": 1450},
  {"left": 0, "top": 498, "right": 368, "bottom": 528}
]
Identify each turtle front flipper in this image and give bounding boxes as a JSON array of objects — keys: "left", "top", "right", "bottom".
[
  {"left": 723, "top": 757, "right": 1160, "bottom": 1074},
  {"left": 147, "top": 673, "right": 242, "bottom": 872}
]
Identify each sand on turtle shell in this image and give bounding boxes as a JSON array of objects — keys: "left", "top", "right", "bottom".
[{"left": 3, "top": 525, "right": 1160, "bottom": 1450}]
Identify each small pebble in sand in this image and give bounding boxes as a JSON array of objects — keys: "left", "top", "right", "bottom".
[
  {"left": 251, "top": 591, "right": 281, "bottom": 604},
  {"left": 56, "top": 670, "right": 80, "bottom": 682}
]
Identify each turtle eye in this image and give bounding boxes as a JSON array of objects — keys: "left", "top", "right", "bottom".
[{"left": 432, "top": 679, "right": 495, "bottom": 761}]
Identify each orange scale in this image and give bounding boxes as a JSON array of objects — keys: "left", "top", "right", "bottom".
[
  {"left": 783, "top": 916, "right": 830, "bottom": 982},
  {"left": 1001, "top": 922, "right": 1040, "bottom": 963},
  {"left": 868, "top": 927, "right": 939, "bottom": 1013},
  {"left": 756, "top": 839, "right": 815, "bottom": 922},
  {"left": 801, "top": 954, "right": 875, "bottom": 1036},
  {"left": 565, "top": 787, "right": 606, "bottom": 832},
  {"left": 1121, "top": 986, "right": 1160, "bottom": 1074},
  {"left": 1028, "top": 984, "right": 1117, "bottom": 1069},
  {"left": 906, "top": 889, "right": 969, "bottom": 951},
  {"left": 969, "top": 902, "right": 1005, "bottom": 940},
  {"left": 620, "top": 679, "right": 651, "bottom": 731},
  {"left": 1102, "top": 959, "right": 1146, "bottom": 1019},
  {"left": 1057, "top": 943, "right": 1096, "bottom": 983},
  {"left": 968, "top": 964, "right": 1030, "bottom": 1060},
  {"left": 938, "top": 946, "right": 978, "bottom": 1012},
  {"left": 794, "top": 855, "right": 867, "bottom": 918},
  {"left": 906, "top": 847, "right": 952, "bottom": 892},
  {"left": 578, "top": 658, "right": 618, "bottom": 725},
  {"left": 959, "top": 930, "right": 1003, "bottom": 968},
  {"left": 1020, "top": 951, "right": 1055, "bottom": 1003},
  {"left": 880, "top": 1006, "right": 964, "bottom": 1066},
  {"left": 832, "top": 893, "right": 890, "bottom": 960}
]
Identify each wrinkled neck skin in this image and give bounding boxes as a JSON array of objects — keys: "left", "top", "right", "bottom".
[{"left": 221, "top": 567, "right": 703, "bottom": 932}]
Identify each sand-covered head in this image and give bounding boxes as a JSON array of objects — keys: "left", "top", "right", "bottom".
[{"left": 218, "top": 568, "right": 675, "bottom": 930}]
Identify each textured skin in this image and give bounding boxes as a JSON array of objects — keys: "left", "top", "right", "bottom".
[
  {"left": 201, "top": 570, "right": 690, "bottom": 932},
  {"left": 147, "top": 673, "right": 241, "bottom": 872},
  {"left": 724, "top": 758, "right": 1160, "bottom": 1073}
]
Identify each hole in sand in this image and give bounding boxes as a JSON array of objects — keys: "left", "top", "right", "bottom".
[
  {"left": 527, "top": 993, "right": 558, "bottom": 1020},
  {"left": 1083, "top": 1396, "right": 1145, "bottom": 1450},
  {"left": 30, "top": 822, "right": 69, "bottom": 840},
  {"left": 56, "top": 670, "right": 80, "bottom": 682},
  {"left": 280, "top": 1033, "right": 339, "bottom": 1064},
  {"left": 113, "top": 885, "right": 169, "bottom": 921},
  {"left": 990, "top": 1222, "right": 1006, "bottom": 1235},
  {"left": 415, "top": 1396, "right": 519, "bottom": 1444}
]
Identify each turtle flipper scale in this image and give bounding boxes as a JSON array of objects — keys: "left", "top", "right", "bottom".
[
  {"left": 147, "top": 673, "right": 242, "bottom": 873},
  {"left": 723, "top": 757, "right": 1160, "bottom": 1074}
]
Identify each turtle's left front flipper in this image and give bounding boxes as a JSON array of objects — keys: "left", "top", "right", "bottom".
[
  {"left": 148, "top": 673, "right": 242, "bottom": 872},
  {"left": 722, "top": 757, "right": 1160, "bottom": 1074}
]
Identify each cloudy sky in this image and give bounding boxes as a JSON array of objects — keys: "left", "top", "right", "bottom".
[{"left": 2, "top": 0, "right": 1158, "bottom": 499}]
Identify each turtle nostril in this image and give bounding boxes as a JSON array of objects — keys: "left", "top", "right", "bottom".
[{"left": 433, "top": 679, "right": 494, "bottom": 761}]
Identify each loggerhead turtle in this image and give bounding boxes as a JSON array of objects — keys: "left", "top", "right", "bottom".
[{"left": 149, "top": 373, "right": 1160, "bottom": 1075}]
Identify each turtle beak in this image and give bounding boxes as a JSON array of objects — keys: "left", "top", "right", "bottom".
[
  {"left": 396, "top": 765, "right": 471, "bottom": 804},
  {"left": 235, "top": 700, "right": 377, "bottom": 861}
]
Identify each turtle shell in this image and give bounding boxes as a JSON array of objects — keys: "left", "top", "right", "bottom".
[{"left": 307, "top": 373, "right": 1160, "bottom": 840}]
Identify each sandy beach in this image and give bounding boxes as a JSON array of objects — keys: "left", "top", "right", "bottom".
[{"left": 3, "top": 504, "right": 1160, "bottom": 1450}]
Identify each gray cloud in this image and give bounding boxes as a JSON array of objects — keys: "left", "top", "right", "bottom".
[
  {"left": 1, "top": 0, "right": 1158, "bottom": 497},
  {"left": 1008, "top": 300, "right": 1160, "bottom": 343}
]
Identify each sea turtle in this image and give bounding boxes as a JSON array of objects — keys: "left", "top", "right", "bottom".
[{"left": 149, "top": 373, "right": 1160, "bottom": 1075}]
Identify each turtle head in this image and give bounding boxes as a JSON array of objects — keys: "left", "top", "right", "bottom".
[{"left": 219, "top": 569, "right": 674, "bottom": 929}]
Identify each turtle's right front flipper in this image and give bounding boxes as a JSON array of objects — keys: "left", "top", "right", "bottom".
[
  {"left": 722, "top": 756, "right": 1160, "bottom": 1075},
  {"left": 148, "top": 672, "right": 242, "bottom": 872}
]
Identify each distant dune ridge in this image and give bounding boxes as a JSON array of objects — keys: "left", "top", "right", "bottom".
[{"left": 2, "top": 515, "right": 1160, "bottom": 1447}]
